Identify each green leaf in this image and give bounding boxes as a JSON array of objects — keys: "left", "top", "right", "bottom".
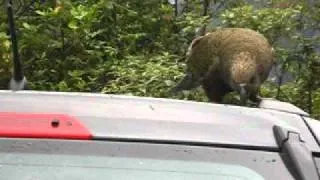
[
  {"left": 22, "top": 22, "right": 31, "bottom": 30},
  {"left": 68, "top": 21, "right": 78, "bottom": 30},
  {"left": 35, "top": 10, "right": 46, "bottom": 16}
]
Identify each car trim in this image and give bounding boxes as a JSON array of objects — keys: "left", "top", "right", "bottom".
[{"left": 0, "top": 112, "right": 92, "bottom": 140}]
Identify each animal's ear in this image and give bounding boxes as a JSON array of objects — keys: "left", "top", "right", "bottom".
[
  {"left": 191, "top": 36, "right": 205, "bottom": 48},
  {"left": 186, "top": 35, "right": 205, "bottom": 57},
  {"left": 187, "top": 35, "right": 205, "bottom": 52}
]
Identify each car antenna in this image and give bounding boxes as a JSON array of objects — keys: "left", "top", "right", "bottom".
[{"left": 6, "top": 0, "right": 28, "bottom": 91}]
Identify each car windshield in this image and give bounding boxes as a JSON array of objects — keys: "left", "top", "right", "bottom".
[
  {"left": 0, "top": 139, "right": 295, "bottom": 180},
  {"left": 0, "top": 152, "right": 264, "bottom": 180}
]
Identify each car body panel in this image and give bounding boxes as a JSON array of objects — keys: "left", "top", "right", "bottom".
[
  {"left": 258, "top": 98, "right": 309, "bottom": 116},
  {"left": 1, "top": 90, "right": 320, "bottom": 152},
  {"left": 303, "top": 117, "right": 320, "bottom": 146}
]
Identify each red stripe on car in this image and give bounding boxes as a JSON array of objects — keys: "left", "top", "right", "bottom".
[{"left": 0, "top": 112, "right": 92, "bottom": 140}]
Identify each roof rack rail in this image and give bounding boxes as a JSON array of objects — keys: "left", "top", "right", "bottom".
[
  {"left": 273, "top": 125, "right": 320, "bottom": 180},
  {"left": 6, "top": 0, "right": 28, "bottom": 91},
  {"left": 258, "top": 98, "right": 309, "bottom": 116}
]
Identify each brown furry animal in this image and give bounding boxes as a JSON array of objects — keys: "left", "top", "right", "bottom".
[{"left": 171, "top": 28, "right": 275, "bottom": 105}]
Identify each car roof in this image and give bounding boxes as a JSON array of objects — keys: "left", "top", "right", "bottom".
[{"left": 0, "top": 90, "right": 319, "bottom": 153}]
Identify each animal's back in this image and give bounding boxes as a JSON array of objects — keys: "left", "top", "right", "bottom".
[
  {"left": 213, "top": 28, "right": 272, "bottom": 58},
  {"left": 212, "top": 28, "right": 274, "bottom": 82},
  {"left": 173, "top": 27, "right": 275, "bottom": 104},
  {"left": 186, "top": 28, "right": 274, "bottom": 75},
  {"left": 185, "top": 34, "right": 219, "bottom": 79},
  {"left": 197, "top": 28, "right": 275, "bottom": 104}
]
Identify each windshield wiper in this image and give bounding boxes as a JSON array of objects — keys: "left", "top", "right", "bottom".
[{"left": 6, "top": 0, "right": 28, "bottom": 91}]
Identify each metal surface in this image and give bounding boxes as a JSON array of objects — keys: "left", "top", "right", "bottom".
[
  {"left": 259, "top": 98, "right": 309, "bottom": 116},
  {"left": 302, "top": 117, "right": 320, "bottom": 147},
  {"left": 0, "top": 112, "right": 92, "bottom": 139},
  {"left": 273, "top": 125, "right": 320, "bottom": 180},
  {"left": 0, "top": 90, "right": 319, "bottom": 152}
]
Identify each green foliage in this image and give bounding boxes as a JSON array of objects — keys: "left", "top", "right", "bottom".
[
  {"left": 220, "top": 4, "right": 301, "bottom": 42},
  {"left": 102, "top": 53, "right": 181, "bottom": 96},
  {"left": 0, "top": 0, "right": 319, "bottom": 119},
  {"left": 218, "top": 1, "right": 320, "bottom": 119}
]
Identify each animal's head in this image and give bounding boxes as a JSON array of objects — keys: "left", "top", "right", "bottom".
[{"left": 228, "top": 52, "right": 264, "bottom": 105}]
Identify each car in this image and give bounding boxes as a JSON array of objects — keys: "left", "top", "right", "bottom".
[
  {"left": 2, "top": 1, "right": 320, "bottom": 180},
  {"left": 1, "top": 90, "right": 320, "bottom": 180}
]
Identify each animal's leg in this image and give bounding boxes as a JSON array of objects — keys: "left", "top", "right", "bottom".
[
  {"left": 248, "top": 88, "right": 262, "bottom": 104},
  {"left": 201, "top": 70, "right": 232, "bottom": 103}
]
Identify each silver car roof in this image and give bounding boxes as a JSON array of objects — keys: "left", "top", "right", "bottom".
[{"left": 0, "top": 90, "right": 319, "bottom": 152}]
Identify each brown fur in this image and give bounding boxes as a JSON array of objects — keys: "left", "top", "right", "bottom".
[{"left": 174, "top": 28, "right": 275, "bottom": 104}]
